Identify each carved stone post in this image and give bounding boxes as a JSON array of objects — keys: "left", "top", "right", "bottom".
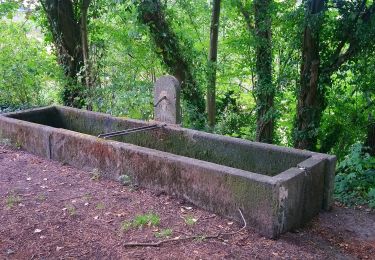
[{"left": 154, "top": 75, "right": 181, "bottom": 124}]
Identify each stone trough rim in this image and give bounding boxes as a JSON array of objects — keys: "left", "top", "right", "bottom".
[
  {"left": 0, "top": 105, "right": 336, "bottom": 238},
  {"left": 1, "top": 105, "right": 321, "bottom": 184}
]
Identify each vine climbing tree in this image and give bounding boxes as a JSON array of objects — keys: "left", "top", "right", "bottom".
[{"left": 137, "top": 0, "right": 206, "bottom": 127}]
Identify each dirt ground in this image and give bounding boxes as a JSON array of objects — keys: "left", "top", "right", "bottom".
[{"left": 0, "top": 145, "right": 374, "bottom": 259}]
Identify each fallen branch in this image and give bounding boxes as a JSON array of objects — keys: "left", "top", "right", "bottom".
[{"left": 123, "top": 208, "right": 247, "bottom": 247}]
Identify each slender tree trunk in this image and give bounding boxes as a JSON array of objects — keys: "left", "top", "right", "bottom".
[
  {"left": 294, "top": 0, "right": 325, "bottom": 150},
  {"left": 365, "top": 92, "right": 375, "bottom": 156},
  {"left": 207, "top": 0, "right": 221, "bottom": 128},
  {"left": 254, "top": 0, "right": 273, "bottom": 143},
  {"left": 365, "top": 120, "right": 375, "bottom": 156},
  {"left": 43, "top": 0, "right": 85, "bottom": 108},
  {"left": 80, "top": 0, "right": 92, "bottom": 110},
  {"left": 138, "top": 0, "right": 205, "bottom": 127}
]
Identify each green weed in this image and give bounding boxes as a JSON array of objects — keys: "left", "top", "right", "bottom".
[
  {"left": 155, "top": 228, "right": 173, "bottom": 238},
  {"left": 121, "top": 212, "right": 160, "bottom": 231},
  {"left": 91, "top": 168, "right": 102, "bottom": 181},
  {"left": 184, "top": 215, "right": 197, "bottom": 226},
  {"left": 335, "top": 143, "right": 375, "bottom": 208},
  {"left": 66, "top": 204, "right": 76, "bottom": 216},
  {"left": 95, "top": 202, "right": 105, "bottom": 210},
  {"left": 6, "top": 193, "right": 21, "bottom": 209}
]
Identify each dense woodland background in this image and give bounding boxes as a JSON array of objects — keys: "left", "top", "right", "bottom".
[{"left": 0, "top": 0, "right": 374, "bottom": 207}]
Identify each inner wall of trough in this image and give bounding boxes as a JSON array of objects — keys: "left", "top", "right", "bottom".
[
  {"left": 8, "top": 107, "right": 311, "bottom": 176},
  {"left": 6, "top": 107, "right": 64, "bottom": 128}
]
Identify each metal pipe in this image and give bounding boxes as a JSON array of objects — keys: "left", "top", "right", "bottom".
[
  {"left": 98, "top": 124, "right": 164, "bottom": 139},
  {"left": 98, "top": 124, "right": 158, "bottom": 138}
]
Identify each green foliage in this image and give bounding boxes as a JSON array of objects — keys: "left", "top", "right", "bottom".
[
  {"left": 0, "top": 19, "right": 64, "bottom": 108},
  {"left": 65, "top": 204, "right": 77, "bottom": 216},
  {"left": 90, "top": 168, "right": 102, "bottom": 181},
  {"left": 0, "top": 1, "right": 374, "bottom": 175},
  {"left": 95, "top": 202, "right": 105, "bottom": 210},
  {"left": 121, "top": 212, "right": 160, "bottom": 231},
  {"left": 5, "top": 192, "right": 21, "bottom": 209},
  {"left": 335, "top": 143, "right": 375, "bottom": 208},
  {"left": 154, "top": 228, "right": 173, "bottom": 238},
  {"left": 0, "top": 0, "right": 19, "bottom": 18},
  {"left": 184, "top": 214, "right": 197, "bottom": 226}
]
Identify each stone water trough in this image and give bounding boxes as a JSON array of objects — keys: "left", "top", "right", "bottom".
[{"left": 0, "top": 105, "right": 336, "bottom": 238}]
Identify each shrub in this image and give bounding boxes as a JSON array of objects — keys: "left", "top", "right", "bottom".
[{"left": 335, "top": 143, "right": 375, "bottom": 208}]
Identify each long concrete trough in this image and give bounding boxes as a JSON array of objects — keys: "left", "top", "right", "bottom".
[{"left": 0, "top": 106, "right": 336, "bottom": 238}]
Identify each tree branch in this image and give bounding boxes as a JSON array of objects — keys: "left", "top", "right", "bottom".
[{"left": 322, "top": 1, "right": 374, "bottom": 76}]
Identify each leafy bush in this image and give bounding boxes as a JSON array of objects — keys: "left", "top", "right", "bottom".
[
  {"left": 335, "top": 143, "right": 375, "bottom": 208},
  {"left": 0, "top": 20, "right": 64, "bottom": 108}
]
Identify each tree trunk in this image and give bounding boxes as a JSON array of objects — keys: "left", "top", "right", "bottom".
[
  {"left": 365, "top": 92, "right": 375, "bottom": 156},
  {"left": 294, "top": 0, "right": 325, "bottom": 150},
  {"left": 80, "top": 0, "right": 92, "bottom": 110},
  {"left": 207, "top": 0, "right": 221, "bottom": 128},
  {"left": 365, "top": 118, "right": 375, "bottom": 156},
  {"left": 138, "top": 0, "right": 205, "bottom": 127},
  {"left": 43, "top": 0, "right": 85, "bottom": 108},
  {"left": 254, "top": 0, "right": 273, "bottom": 143}
]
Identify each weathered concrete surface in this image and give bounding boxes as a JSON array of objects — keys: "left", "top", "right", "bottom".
[
  {"left": 9, "top": 106, "right": 312, "bottom": 176},
  {"left": 154, "top": 75, "right": 181, "bottom": 124},
  {"left": 0, "top": 106, "right": 336, "bottom": 238}
]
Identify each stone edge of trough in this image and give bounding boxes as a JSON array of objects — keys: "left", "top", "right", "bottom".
[{"left": 0, "top": 106, "right": 336, "bottom": 239}]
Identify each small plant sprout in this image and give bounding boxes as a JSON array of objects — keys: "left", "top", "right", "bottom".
[
  {"left": 121, "top": 220, "right": 132, "bottom": 231},
  {"left": 15, "top": 140, "right": 22, "bottom": 149},
  {"left": 184, "top": 215, "right": 198, "bottom": 226},
  {"left": 82, "top": 193, "right": 92, "bottom": 201},
  {"left": 133, "top": 213, "right": 160, "bottom": 227},
  {"left": 118, "top": 174, "right": 132, "bottom": 186},
  {"left": 90, "top": 168, "right": 102, "bottom": 181},
  {"left": 37, "top": 193, "right": 47, "bottom": 201},
  {"left": 65, "top": 204, "right": 76, "bottom": 216},
  {"left": 95, "top": 202, "right": 105, "bottom": 210},
  {"left": 6, "top": 192, "right": 21, "bottom": 209},
  {"left": 121, "top": 212, "right": 161, "bottom": 231},
  {"left": 155, "top": 228, "right": 173, "bottom": 238},
  {"left": 194, "top": 235, "right": 206, "bottom": 242}
]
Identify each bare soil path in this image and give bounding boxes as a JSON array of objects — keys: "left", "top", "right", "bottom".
[{"left": 0, "top": 145, "right": 374, "bottom": 259}]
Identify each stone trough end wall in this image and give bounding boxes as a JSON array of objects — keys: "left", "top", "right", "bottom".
[{"left": 0, "top": 106, "right": 336, "bottom": 238}]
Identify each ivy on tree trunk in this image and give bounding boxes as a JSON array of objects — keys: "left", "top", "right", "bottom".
[
  {"left": 294, "top": 0, "right": 325, "bottom": 151},
  {"left": 207, "top": 0, "right": 221, "bottom": 128},
  {"left": 137, "top": 0, "right": 205, "bottom": 127},
  {"left": 42, "top": 0, "right": 86, "bottom": 108},
  {"left": 295, "top": 0, "right": 375, "bottom": 151},
  {"left": 254, "top": 0, "right": 274, "bottom": 143}
]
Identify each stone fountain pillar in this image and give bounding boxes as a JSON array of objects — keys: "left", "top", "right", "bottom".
[{"left": 154, "top": 75, "right": 181, "bottom": 124}]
